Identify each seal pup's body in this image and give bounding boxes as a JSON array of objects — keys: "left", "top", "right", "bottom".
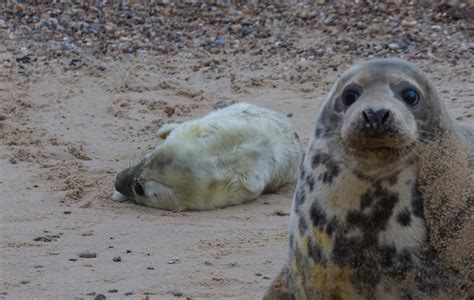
[
  {"left": 112, "top": 103, "right": 303, "bottom": 211},
  {"left": 265, "top": 59, "right": 473, "bottom": 299}
]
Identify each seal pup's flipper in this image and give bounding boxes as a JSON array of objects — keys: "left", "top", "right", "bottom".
[{"left": 157, "top": 123, "right": 180, "bottom": 139}]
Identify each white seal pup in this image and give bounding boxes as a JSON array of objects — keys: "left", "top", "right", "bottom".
[
  {"left": 112, "top": 102, "right": 303, "bottom": 211},
  {"left": 265, "top": 58, "right": 473, "bottom": 299}
]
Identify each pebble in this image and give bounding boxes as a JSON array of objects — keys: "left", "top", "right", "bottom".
[
  {"left": 388, "top": 43, "right": 400, "bottom": 50},
  {"left": 108, "top": 289, "right": 118, "bottom": 293},
  {"left": 20, "top": 280, "right": 30, "bottom": 284},
  {"left": 171, "top": 290, "right": 183, "bottom": 297},
  {"left": 94, "top": 295, "right": 106, "bottom": 300},
  {"left": 167, "top": 257, "right": 180, "bottom": 264},
  {"left": 112, "top": 256, "right": 121, "bottom": 262},
  {"left": 78, "top": 251, "right": 97, "bottom": 258},
  {"left": 69, "top": 258, "right": 78, "bottom": 261},
  {"left": 124, "top": 292, "right": 134, "bottom": 296},
  {"left": 147, "top": 267, "right": 154, "bottom": 270}
]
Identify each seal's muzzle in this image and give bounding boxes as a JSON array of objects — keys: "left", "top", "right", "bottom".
[{"left": 114, "top": 167, "right": 134, "bottom": 198}]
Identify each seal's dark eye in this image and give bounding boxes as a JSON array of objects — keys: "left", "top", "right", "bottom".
[
  {"left": 134, "top": 182, "right": 145, "bottom": 196},
  {"left": 342, "top": 89, "right": 360, "bottom": 106},
  {"left": 401, "top": 89, "right": 419, "bottom": 106}
]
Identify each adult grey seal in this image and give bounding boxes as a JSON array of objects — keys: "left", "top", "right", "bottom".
[
  {"left": 265, "top": 58, "right": 473, "bottom": 299},
  {"left": 112, "top": 102, "right": 303, "bottom": 211}
]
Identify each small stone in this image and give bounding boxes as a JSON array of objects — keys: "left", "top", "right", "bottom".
[
  {"left": 147, "top": 267, "right": 154, "bottom": 270},
  {"left": 78, "top": 251, "right": 97, "bottom": 258},
  {"left": 255, "top": 273, "right": 262, "bottom": 276},
  {"left": 112, "top": 256, "right": 121, "bottom": 262},
  {"left": 9, "top": 157, "right": 17, "bottom": 164},
  {"left": 96, "top": 65, "right": 106, "bottom": 71},
  {"left": 86, "top": 292, "right": 96, "bottom": 296},
  {"left": 270, "top": 210, "right": 289, "bottom": 216},
  {"left": 69, "top": 258, "right": 78, "bottom": 261},
  {"left": 124, "top": 292, "right": 134, "bottom": 296},
  {"left": 263, "top": 276, "right": 271, "bottom": 280},
  {"left": 388, "top": 43, "right": 400, "bottom": 50},
  {"left": 108, "top": 289, "right": 118, "bottom": 293},
  {"left": 167, "top": 258, "right": 180, "bottom": 264},
  {"left": 63, "top": 211, "right": 71, "bottom": 215},
  {"left": 171, "top": 290, "right": 183, "bottom": 297},
  {"left": 33, "top": 265, "right": 44, "bottom": 268},
  {"left": 94, "top": 295, "right": 106, "bottom": 300},
  {"left": 286, "top": 113, "right": 293, "bottom": 117},
  {"left": 126, "top": 250, "right": 132, "bottom": 253},
  {"left": 20, "top": 280, "right": 30, "bottom": 284}
]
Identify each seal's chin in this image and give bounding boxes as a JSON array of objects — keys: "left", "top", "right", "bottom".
[{"left": 342, "top": 135, "right": 416, "bottom": 162}]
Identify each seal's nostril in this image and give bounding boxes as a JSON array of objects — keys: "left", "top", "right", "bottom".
[
  {"left": 381, "top": 110, "right": 390, "bottom": 125},
  {"left": 362, "top": 111, "right": 370, "bottom": 125}
]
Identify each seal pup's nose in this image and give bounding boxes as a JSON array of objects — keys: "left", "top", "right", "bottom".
[
  {"left": 114, "top": 167, "right": 134, "bottom": 197},
  {"left": 362, "top": 108, "right": 391, "bottom": 129}
]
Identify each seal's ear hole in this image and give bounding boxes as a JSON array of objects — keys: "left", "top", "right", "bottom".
[{"left": 134, "top": 182, "right": 145, "bottom": 196}]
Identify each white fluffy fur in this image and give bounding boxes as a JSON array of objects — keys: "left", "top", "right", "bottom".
[{"left": 114, "top": 103, "right": 303, "bottom": 211}]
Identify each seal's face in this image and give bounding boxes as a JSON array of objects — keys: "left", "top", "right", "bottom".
[
  {"left": 114, "top": 148, "right": 192, "bottom": 209},
  {"left": 317, "top": 59, "right": 439, "bottom": 164}
]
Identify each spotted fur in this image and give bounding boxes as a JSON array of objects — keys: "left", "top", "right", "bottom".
[{"left": 265, "top": 59, "right": 473, "bottom": 299}]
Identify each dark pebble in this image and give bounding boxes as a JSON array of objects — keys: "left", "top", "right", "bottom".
[
  {"left": 64, "top": 211, "right": 71, "bottom": 214},
  {"left": 126, "top": 250, "right": 132, "bottom": 253},
  {"left": 286, "top": 113, "right": 293, "bottom": 117},
  {"left": 94, "top": 295, "right": 106, "bottom": 300},
  {"left": 147, "top": 267, "right": 154, "bottom": 270},
  {"left": 112, "top": 256, "right": 121, "bottom": 262},
  {"left": 171, "top": 290, "right": 183, "bottom": 297},
  {"left": 69, "top": 258, "right": 78, "bottom": 261},
  {"left": 108, "top": 289, "right": 118, "bottom": 293},
  {"left": 33, "top": 265, "right": 44, "bottom": 268},
  {"left": 86, "top": 292, "right": 96, "bottom": 296},
  {"left": 78, "top": 251, "right": 97, "bottom": 258},
  {"left": 123, "top": 292, "right": 134, "bottom": 296},
  {"left": 96, "top": 65, "right": 106, "bottom": 71},
  {"left": 19, "top": 280, "right": 30, "bottom": 284}
]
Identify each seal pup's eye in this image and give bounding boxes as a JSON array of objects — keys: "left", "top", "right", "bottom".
[
  {"left": 401, "top": 89, "right": 419, "bottom": 106},
  {"left": 134, "top": 182, "right": 145, "bottom": 196},
  {"left": 342, "top": 89, "right": 360, "bottom": 106}
]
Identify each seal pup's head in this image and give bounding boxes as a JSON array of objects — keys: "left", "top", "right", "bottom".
[
  {"left": 113, "top": 146, "right": 195, "bottom": 210},
  {"left": 316, "top": 58, "right": 443, "bottom": 168}
]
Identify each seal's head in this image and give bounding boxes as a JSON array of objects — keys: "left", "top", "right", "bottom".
[
  {"left": 316, "top": 58, "right": 443, "bottom": 166},
  {"left": 113, "top": 146, "right": 194, "bottom": 210}
]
